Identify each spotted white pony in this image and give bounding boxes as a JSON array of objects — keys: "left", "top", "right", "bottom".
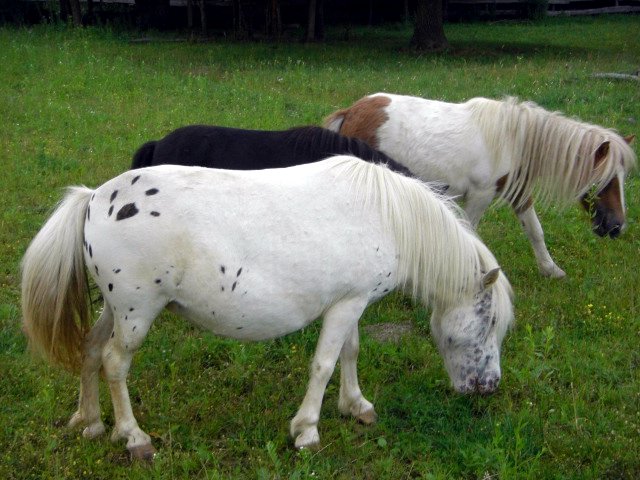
[
  {"left": 21, "top": 156, "right": 513, "bottom": 460},
  {"left": 325, "top": 94, "right": 636, "bottom": 278}
]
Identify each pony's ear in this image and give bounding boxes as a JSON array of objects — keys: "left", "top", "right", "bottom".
[
  {"left": 623, "top": 134, "right": 636, "bottom": 145},
  {"left": 482, "top": 268, "right": 500, "bottom": 289},
  {"left": 593, "top": 141, "right": 610, "bottom": 167}
]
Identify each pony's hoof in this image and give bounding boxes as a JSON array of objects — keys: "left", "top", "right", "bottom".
[
  {"left": 294, "top": 428, "right": 320, "bottom": 450},
  {"left": 68, "top": 411, "right": 83, "bottom": 429},
  {"left": 83, "top": 421, "right": 106, "bottom": 439},
  {"left": 128, "top": 443, "right": 157, "bottom": 462},
  {"left": 543, "top": 267, "right": 566, "bottom": 279},
  {"left": 356, "top": 408, "right": 378, "bottom": 425}
]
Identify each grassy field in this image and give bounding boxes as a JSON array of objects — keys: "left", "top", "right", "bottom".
[{"left": 1, "top": 15, "right": 639, "bottom": 479}]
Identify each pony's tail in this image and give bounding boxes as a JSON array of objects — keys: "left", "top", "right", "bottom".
[
  {"left": 131, "top": 141, "right": 157, "bottom": 169},
  {"left": 21, "top": 186, "right": 94, "bottom": 372},
  {"left": 323, "top": 110, "right": 347, "bottom": 132}
]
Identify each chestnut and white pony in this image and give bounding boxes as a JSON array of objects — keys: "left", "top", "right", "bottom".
[
  {"left": 22, "top": 157, "right": 513, "bottom": 460},
  {"left": 325, "top": 94, "right": 636, "bottom": 278}
]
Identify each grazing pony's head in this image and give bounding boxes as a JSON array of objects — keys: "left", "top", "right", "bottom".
[
  {"left": 333, "top": 156, "right": 515, "bottom": 395},
  {"left": 469, "top": 98, "right": 637, "bottom": 239},
  {"left": 580, "top": 135, "right": 635, "bottom": 238},
  {"left": 430, "top": 264, "right": 513, "bottom": 395}
]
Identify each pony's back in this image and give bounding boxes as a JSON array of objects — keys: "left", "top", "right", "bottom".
[{"left": 130, "top": 125, "right": 412, "bottom": 176}]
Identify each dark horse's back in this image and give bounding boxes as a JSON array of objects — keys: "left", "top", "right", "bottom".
[{"left": 131, "top": 125, "right": 412, "bottom": 176}]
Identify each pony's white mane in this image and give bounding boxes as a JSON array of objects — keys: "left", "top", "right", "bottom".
[
  {"left": 330, "top": 156, "right": 513, "bottom": 328},
  {"left": 467, "top": 97, "right": 637, "bottom": 209}
]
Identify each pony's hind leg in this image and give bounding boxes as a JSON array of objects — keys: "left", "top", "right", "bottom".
[
  {"left": 290, "top": 298, "right": 367, "bottom": 449},
  {"left": 515, "top": 203, "right": 566, "bottom": 278},
  {"left": 68, "top": 305, "right": 114, "bottom": 439},
  {"left": 101, "top": 301, "right": 163, "bottom": 461},
  {"left": 338, "top": 325, "right": 377, "bottom": 425}
]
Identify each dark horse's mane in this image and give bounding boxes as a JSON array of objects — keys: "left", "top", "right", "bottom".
[{"left": 131, "top": 125, "right": 413, "bottom": 177}]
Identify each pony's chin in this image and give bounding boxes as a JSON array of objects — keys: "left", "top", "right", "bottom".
[
  {"left": 592, "top": 223, "right": 623, "bottom": 239},
  {"left": 452, "top": 377, "right": 500, "bottom": 396}
]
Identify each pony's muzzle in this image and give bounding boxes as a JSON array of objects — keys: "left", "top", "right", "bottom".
[{"left": 455, "top": 370, "right": 501, "bottom": 395}]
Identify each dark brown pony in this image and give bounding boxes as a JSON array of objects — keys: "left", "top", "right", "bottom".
[{"left": 131, "top": 124, "right": 412, "bottom": 177}]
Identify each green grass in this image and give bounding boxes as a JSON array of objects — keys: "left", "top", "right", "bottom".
[{"left": 1, "top": 16, "right": 639, "bottom": 479}]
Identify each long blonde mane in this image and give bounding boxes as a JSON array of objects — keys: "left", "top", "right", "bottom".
[
  {"left": 467, "top": 97, "right": 636, "bottom": 210},
  {"left": 331, "top": 156, "right": 513, "bottom": 327}
]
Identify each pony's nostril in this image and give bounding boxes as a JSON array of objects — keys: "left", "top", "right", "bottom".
[{"left": 609, "top": 225, "right": 621, "bottom": 238}]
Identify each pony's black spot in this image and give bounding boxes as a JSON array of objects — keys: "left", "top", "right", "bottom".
[
  {"left": 236, "top": 268, "right": 242, "bottom": 277},
  {"left": 220, "top": 265, "right": 226, "bottom": 274},
  {"left": 232, "top": 281, "right": 237, "bottom": 291},
  {"left": 94, "top": 265, "right": 99, "bottom": 276},
  {"left": 111, "top": 331, "right": 115, "bottom": 338},
  {"left": 221, "top": 286, "right": 225, "bottom": 292},
  {"left": 108, "top": 205, "right": 114, "bottom": 217},
  {"left": 377, "top": 282, "right": 382, "bottom": 286},
  {"left": 236, "top": 326, "right": 243, "bottom": 330},
  {"left": 387, "top": 272, "right": 392, "bottom": 277},
  {"left": 86, "top": 205, "right": 90, "bottom": 221},
  {"left": 447, "top": 337, "right": 453, "bottom": 344},
  {"left": 150, "top": 211, "right": 160, "bottom": 217},
  {"left": 89, "top": 245, "right": 93, "bottom": 258},
  {"left": 108, "top": 283, "right": 113, "bottom": 292},
  {"left": 145, "top": 188, "right": 159, "bottom": 196},
  {"left": 372, "top": 288, "right": 377, "bottom": 292},
  {"left": 243, "top": 291, "right": 247, "bottom": 296},
  {"left": 136, "top": 286, "right": 140, "bottom": 290},
  {"left": 383, "top": 288, "right": 389, "bottom": 293},
  {"left": 155, "top": 278, "right": 161, "bottom": 284},
  {"left": 114, "top": 268, "right": 121, "bottom": 274},
  {"left": 131, "top": 175, "right": 140, "bottom": 185},
  {"left": 129, "top": 307, "right": 134, "bottom": 312},
  {"left": 125, "top": 316, "right": 128, "bottom": 320},
  {"left": 91, "top": 193, "right": 95, "bottom": 201},
  {"left": 211, "top": 311, "right": 215, "bottom": 316},
  {"left": 132, "top": 326, "right": 137, "bottom": 331},
  {"left": 116, "top": 203, "right": 139, "bottom": 221},
  {"left": 110, "top": 190, "right": 118, "bottom": 203}
]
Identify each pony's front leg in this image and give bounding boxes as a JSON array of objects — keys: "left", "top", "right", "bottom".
[
  {"left": 515, "top": 204, "right": 566, "bottom": 278},
  {"left": 102, "top": 312, "right": 157, "bottom": 461},
  {"left": 338, "top": 325, "right": 376, "bottom": 425},
  {"left": 464, "top": 188, "right": 496, "bottom": 228},
  {"left": 290, "top": 299, "right": 367, "bottom": 449},
  {"left": 68, "top": 306, "right": 114, "bottom": 439}
]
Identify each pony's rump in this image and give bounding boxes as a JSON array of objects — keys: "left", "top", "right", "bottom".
[{"left": 131, "top": 141, "right": 157, "bottom": 169}]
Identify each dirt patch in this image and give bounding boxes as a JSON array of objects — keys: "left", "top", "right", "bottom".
[{"left": 364, "top": 321, "right": 414, "bottom": 343}]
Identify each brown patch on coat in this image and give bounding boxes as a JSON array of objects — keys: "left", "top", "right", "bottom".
[
  {"left": 324, "top": 95, "right": 391, "bottom": 149},
  {"left": 495, "top": 174, "right": 532, "bottom": 213},
  {"left": 595, "top": 175, "right": 623, "bottom": 215}
]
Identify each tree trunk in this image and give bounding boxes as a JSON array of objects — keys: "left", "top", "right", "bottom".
[
  {"left": 306, "top": 0, "right": 316, "bottom": 42},
  {"left": 233, "top": 0, "right": 250, "bottom": 39},
  {"left": 199, "top": 0, "right": 207, "bottom": 37},
  {"left": 59, "top": 0, "right": 70, "bottom": 22},
  {"left": 187, "top": 0, "right": 194, "bottom": 31},
  {"left": 266, "top": 0, "right": 282, "bottom": 38},
  {"left": 69, "top": 0, "right": 82, "bottom": 26},
  {"left": 411, "top": 0, "right": 449, "bottom": 52}
]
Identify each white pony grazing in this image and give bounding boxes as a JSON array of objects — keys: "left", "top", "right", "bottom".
[
  {"left": 21, "top": 156, "right": 513, "bottom": 460},
  {"left": 325, "top": 93, "right": 637, "bottom": 278}
]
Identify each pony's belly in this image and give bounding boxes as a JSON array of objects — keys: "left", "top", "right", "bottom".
[{"left": 167, "top": 297, "right": 325, "bottom": 341}]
